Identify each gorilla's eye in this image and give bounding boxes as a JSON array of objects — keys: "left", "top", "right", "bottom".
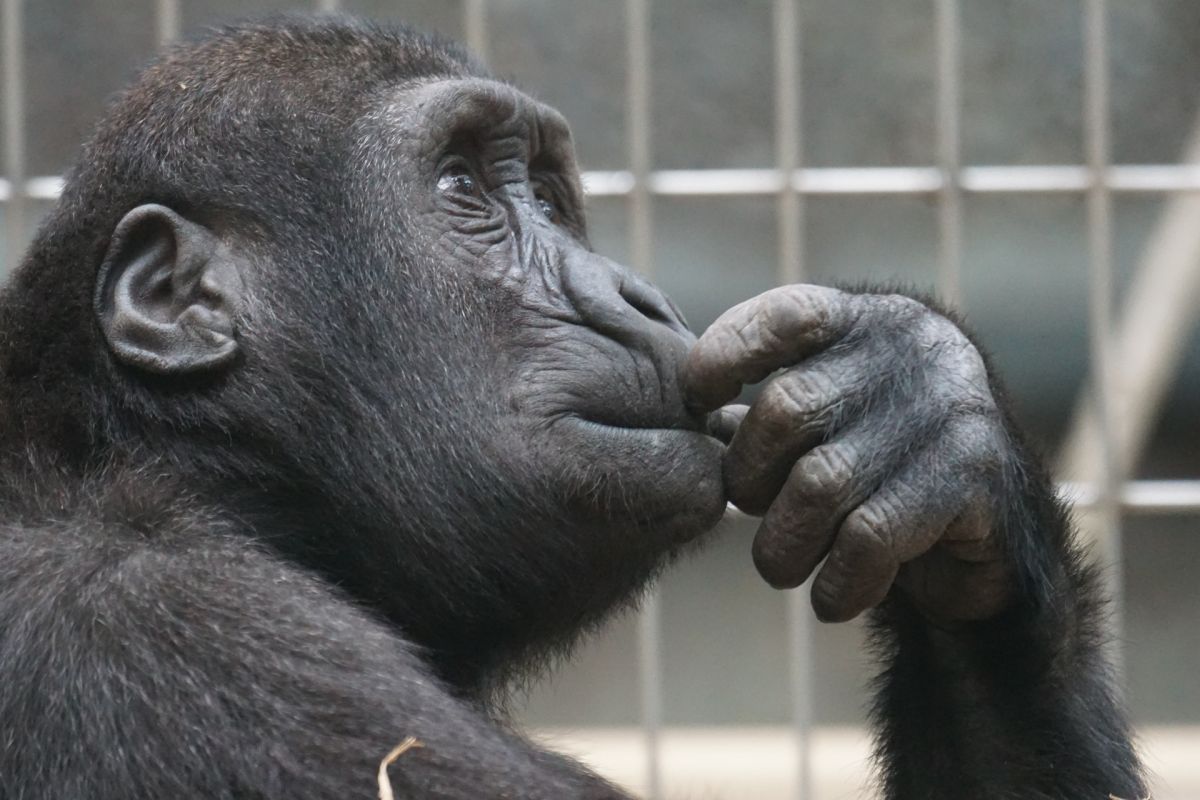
[
  {"left": 536, "top": 195, "right": 559, "bottom": 222},
  {"left": 436, "top": 161, "right": 484, "bottom": 200},
  {"left": 532, "top": 184, "right": 561, "bottom": 224}
]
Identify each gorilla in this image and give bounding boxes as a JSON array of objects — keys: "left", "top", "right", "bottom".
[{"left": 0, "top": 15, "right": 1144, "bottom": 800}]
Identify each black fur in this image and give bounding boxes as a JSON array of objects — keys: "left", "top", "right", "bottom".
[{"left": 0, "top": 14, "right": 1144, "bottom": 800}]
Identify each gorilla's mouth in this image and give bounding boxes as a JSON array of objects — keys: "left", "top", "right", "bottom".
[
  {"left": 551, "top": 413, "right": 727, "bottom": 536},
  {"left": 568, "top": 404, "right": 711, "bottom": 439}
]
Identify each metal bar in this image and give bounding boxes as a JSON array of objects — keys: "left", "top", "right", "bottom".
[
  {"left": 625, "top": 0, "right": 660, "bottom": 796},
  {"left": 1063, "top": 481, "right": 1200, "bottom": 514},
  {"left": 155, "top": 0, "right": 181, "bottom": 47},
  {"left": 1083, "top": 0, "right": 1125, "bottom": 655},
  {"left": 961, "top": 165, "right": 1091, "bottom": 193},
  {"left": 774, "top": 0, "right": 803, "bottom": 286},
  {"left": 2, "top": 0, "right": 25, "bottom": 279},
  {"left": 723, "top": 480, "right": 1200, "bottom": 523},
  {"left": 464, "top": 0, "right": 488, "bottom": 65},
  {"left": 626, "top": 0, "right": 653, "bottom": 277},
  {"left": 13, "top": 164, "right": 1200, "bottom": 204},
  {"left": 772, "top": 3, "right": 810, "bottom": 798},
  {"left": 935, "top": 0, "right": 963, "bottom": 306},
  {"left": 635, "top": 588, "right": 663, "bottom": 800}
]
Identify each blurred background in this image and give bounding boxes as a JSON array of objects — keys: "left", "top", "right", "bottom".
[{"left": 2, "top": 1, "right": 1197, "bottom": 797}]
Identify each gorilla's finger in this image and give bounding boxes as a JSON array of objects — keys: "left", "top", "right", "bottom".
[
  {"left": 705, "top": 404, "right": 749, "bottom": 444},
  {"left": 683, "top": 285, "right": 857, "bottom": 413},
  {"left": 723, "top": 353, "right": 869, "bottom": 516},
  {"left": 751, "top": 432, "right": 877, "bottom": 589},
  {"left": 809, "top": 430, "right": 995, "bottom": 623}
]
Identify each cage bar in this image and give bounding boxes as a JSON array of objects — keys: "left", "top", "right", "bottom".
[
  {"left": 2, "top": 0, "right": 25, "bottom": 281},
  {"left": 624, "top": 0, "right": 662, "bottom": 797},
  {"left": 1063, "top": 480, "right": 1200, "bottom": 514},
  {"left": 156, "top": 0, "right": 180, "bottom": 46},
  {"left": 771, "top": 1, "right": 812, "bottom": 799},
  {"left": 1083, "top": 0, "right": 1126, "bottom": 653},
  {"left": 11, "top": 164, "right": 1200, "bottom": 208},
  {"left": 935, "top": 0, "right": 963, "bottom": 307},
  {"left": 463, "top": 0, "right": 488, "bottom": 65}
]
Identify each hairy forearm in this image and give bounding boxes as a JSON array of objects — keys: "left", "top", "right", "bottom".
[{"left": 869, "top": 457, "right": 1145, "bottom": 800}]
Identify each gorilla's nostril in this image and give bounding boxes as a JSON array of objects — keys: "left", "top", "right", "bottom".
[{"left": 618, "top": 278, "right": 682, "bottom": 329}]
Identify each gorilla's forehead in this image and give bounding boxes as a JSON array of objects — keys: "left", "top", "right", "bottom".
[{"left": 370, "top": 78, "right": 576, "bottom": 166}]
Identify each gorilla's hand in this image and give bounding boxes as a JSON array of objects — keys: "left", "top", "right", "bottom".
[{"left": 683, "top": 285, "right": 1014, "bottom": 623}]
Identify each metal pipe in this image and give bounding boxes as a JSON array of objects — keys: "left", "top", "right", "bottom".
[
  {"left": 720, "top": 480, "right": 1200, "bottom": 521},
  {"left": 2, "top": 0, "right": 25, "bottom": 279},
  {"left": 625, "top": 0, "right": 661, "bottom": 796},
  {"left": 464, "top": 0, "right": 488, "bottom": 65},
  {"left": 772, "top": 2, "right": 810, "bottom": 797},
  {"left": 12, "top": 164, "right": 1200, "bottom": 204},
  {"left": 155, "top": 0, "right": 181, "bottom": 47},
  {"left": 935, "top": 0, "right": 963, "bottom": 307},
  {"left": 1083, "top": 0, "right": 1125, "bottom": 662}
]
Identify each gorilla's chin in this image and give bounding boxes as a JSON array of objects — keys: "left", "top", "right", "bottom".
[{"left": 550, "top": 415, "right": 727, "bottom": 542}]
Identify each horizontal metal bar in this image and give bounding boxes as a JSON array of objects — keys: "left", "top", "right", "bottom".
[
  {"left": 0, "top": 175, "right": 61, "bottom": 201},
  {"left": 961, "top": 165, "right": 1090, "bottom": 193},
  {"left": 8, "top": 165, "right": 1200, "bottom": 204},
  {"left": 799, "top": 167, "right": 943, "bottom": 194},
  {"left": 577, "top": 165, "right": 1200, "bottom": 198},
  {"left": 1062, "top": 480, "right": 1200, "bottom": 514},
  {"left": 724, "top": 480, "right": 1200, "bottom": 521}
]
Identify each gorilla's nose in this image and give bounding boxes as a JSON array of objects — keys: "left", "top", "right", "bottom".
[{"left": 562, "top": 253, "right": 692, "bottom": 341}]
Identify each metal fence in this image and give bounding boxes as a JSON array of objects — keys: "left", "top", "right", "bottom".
[{"left": 2, "top": 1, "right": 1200, "bottom": 798}]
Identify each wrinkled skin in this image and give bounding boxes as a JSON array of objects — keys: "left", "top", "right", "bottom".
[
  {"left": 686, "top": 286, "right": 1011, "bottom": 623},
  {"left": 0, "top": 17, "right": 1143, "bottom": 800}
]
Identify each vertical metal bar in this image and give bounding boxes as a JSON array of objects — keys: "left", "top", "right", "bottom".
[
  {"left": 775, "top": 0, "right": 803, "bottom": 286},
  {"left": 1083, "top": 0, "right": 1124, "bottom": 652},
  {"left": 772, "top": 2, "right": 810, "bottom": 799},
  {"left": 464, "top": 0, "right": 489, "bottom": 65},
  {"left": 2, "top": 0, "right": 25, "bottom": 280},
  {"left": 635, "top": 588, "right": 663, "bottom": 800},
  {"left": 155, "top": 0, "right": 181, "bottom": 47},
  {"left": 626, "top": 0, "right": 653, "bottom": 279},
  {"left": 935, "top": 0, "right": 963, "bottom": 306},
  {"left": 625, "top": 0, "right": 660, "bottom": 797}
]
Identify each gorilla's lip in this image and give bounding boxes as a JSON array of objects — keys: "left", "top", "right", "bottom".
[{"left": 568, "top": 406, "right": 710, "bottom": 437}]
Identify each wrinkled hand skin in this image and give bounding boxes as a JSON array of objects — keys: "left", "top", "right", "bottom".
[{"left": 684, "top": 284, "right": 1014, "bottom": 624}]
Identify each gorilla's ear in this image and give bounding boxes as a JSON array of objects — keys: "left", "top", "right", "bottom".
[{"left": 95, "top": 204, "right": 244, "bottom": 375}]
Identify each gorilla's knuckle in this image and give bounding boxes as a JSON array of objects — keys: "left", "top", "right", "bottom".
[
  {"left": 778, "top": 285, "right": 839, "bottom": 328},
  {"left": 842, "top": 504, "right": 894, "bottom": 555},
  {"left": 762, "top": 369, "right": 835, "bottom": 423},
  {"left": 794, "top": 445, "right": 855, "bottom": 499}
]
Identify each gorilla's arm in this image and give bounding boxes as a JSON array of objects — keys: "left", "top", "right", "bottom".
[
  {"left": 867, "top": 448, "right": 1144, "bottom": 799},
  {"left": 686, "top": 285, "right": 1145, "bottom": 800},
  {"left": 870, "top": 503, "right": 1142, "bottom": 799},
  {"left": 0, "top": 513, "right": 629, "bottom": 800}
]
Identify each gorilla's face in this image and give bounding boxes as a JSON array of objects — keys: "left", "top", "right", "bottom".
[
  {"left": 88, "top": 69, "right": 727, "bottom": 674},
  {"left": 357, "top": 78, "right": 726, "bottom": 545}
]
